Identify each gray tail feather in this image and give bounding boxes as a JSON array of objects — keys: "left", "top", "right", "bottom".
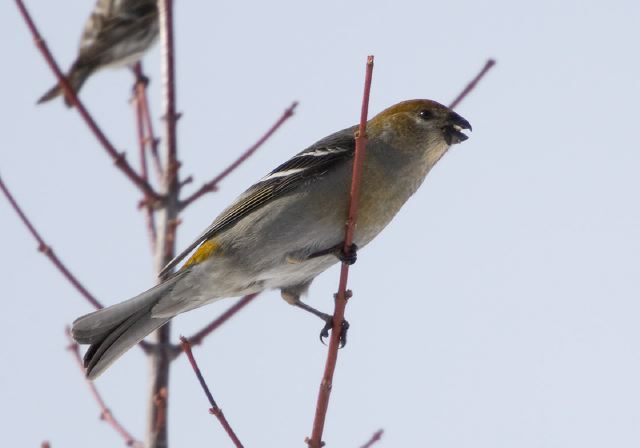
[
  {"left": 37, "top": 65, "right": 92, "bottom": 107},
  {"left": 72, "top": 275, "right": 182, "bottom": 379},
  {"left": 82, "top": 311, "right": 169, "bottom": 380}
]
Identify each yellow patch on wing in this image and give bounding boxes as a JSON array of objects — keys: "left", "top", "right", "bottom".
[{"left": 182, "top": 239, "right": 220, "bottom": 269}]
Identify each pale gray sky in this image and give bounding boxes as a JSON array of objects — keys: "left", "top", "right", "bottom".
[{"left": 2, "top": 0, "right": 640, "bottom": 447}]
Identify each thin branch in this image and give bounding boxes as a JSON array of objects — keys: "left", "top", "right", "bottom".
[
  {"left": 448, "top": 58, "right": 496, "bottom": 109},
  {"left": 66, "top": 329, "right": 142, "bottom": 447},
  {"left": 359, "top": 429, "right": 384, "bottom": 448},
  {"left": 307, "top": 55, "right": 375, "bottom": 448},
  {"left": 133, "top": 64, "right": 151, "bottom": 185},
  {"left": 133, "top": 63, "right": 164, "bottom": 181},
  {"left": 132, "top": 63, "right": 158, "bottom": 252},
  {"left": 180, "top": 101, "right": 298, "bottom": 209},
  {"left": 180, "top": 293, "right": 259, "bottom": 351},
  {"left": 13, "top": 0, "right": 161, "bottom": 203},
  {"left": 0, "top": 175, "right": 103, "bottom": 309},
  {"left": 158, "top": 0, "right": 179, "bottom": 191},
  {"left": 179, "top": 337, "right": 245, "bottom": 448}
]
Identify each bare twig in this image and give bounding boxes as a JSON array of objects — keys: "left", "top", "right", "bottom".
[
  {"left": 181, "top": 293, "right": 259, "bottom": 351},
  {"left": 306, "top": 55, "right": 375, "bottom": 448},
  {"left": 448, "top": 58, "right": 496, "bottom": 109},
  {"left": 133, "top": 63, "right": 164, "bottom": 181},
  {"left": 0, "top": 175, "right": 103, "bottom": 309},
  {"left": 14, "top": 0, "right": 162, "bottom": 203},
  {"left": 180, "top": 101, "right": 298, "bottom": 209},
  {"left": 133, "top": 63, "right": 158, "bottom": 252},
  {"left": 180, "top": 337, "right": 245, "bottom": 448},
  {"left": 66, "top": 329, "right": 142, "bottom": 447},
  {"left": 359, "top": 429, "right": 384, "bottom": 448}
]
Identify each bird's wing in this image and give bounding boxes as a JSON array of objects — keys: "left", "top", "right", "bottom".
[
  {"left": 159, "top": 126, "right": 357, "bottom": 277},
  {"left": 78, "top": 0, "right": 123, "bottom": 52},
  {"left": 75, "top": 1, "right": 157, "bottom": 67}
]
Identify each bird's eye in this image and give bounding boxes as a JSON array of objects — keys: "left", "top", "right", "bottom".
[{"left": 419, "top": 109, "right": 434, "bottom": 120}]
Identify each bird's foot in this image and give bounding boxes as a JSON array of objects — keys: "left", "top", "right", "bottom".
[
  {"left": 309, "top": 243, "right": 358, "bottom": 265},
  {"left": 319, "top": 316, "right": 350, "bottom": 348}
]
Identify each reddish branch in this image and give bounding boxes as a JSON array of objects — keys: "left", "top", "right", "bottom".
[
  {"left": 14, "top": 0, "right": 161, "bottom": 203},
  {"left": 66, "top": 329, "right": 141, "bottom": 447},
  {"left": 146, "top": 3, "right": 180, "bottom": 448},
  {"left": 359, "top": 429, "right": 384, "bottom": 448},
  {"left": 449, "top": 59, "right": 496, "bottom": 109},
  {"left": 306, "top": 55, "right": 375, "bottom": 448},
  {"left": 183, "top": 293, "right": 259, "bottom": 350},
  {"left": 144, "top": 106, "right": 164, "bottom": 181},
  {"left": 180, "top": 101, "right": 298, "bottom": 209},
  {"left": 0, "top": 175, "right": 103, "bottom": 309},
  {"left": 179, "top": 337, "right": 245, "bottom": 448}
]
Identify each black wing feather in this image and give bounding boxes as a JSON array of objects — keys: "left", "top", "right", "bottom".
[{"left": 158, "top": 127, "right": 356, "bottom": 277}]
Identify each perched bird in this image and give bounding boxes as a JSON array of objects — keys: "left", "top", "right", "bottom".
[
  {"left": 37, "top": 0, "right": 159, "bottom": 106},
  {"left": 72, "top": 99, "right": 472, "bottom": 379}
]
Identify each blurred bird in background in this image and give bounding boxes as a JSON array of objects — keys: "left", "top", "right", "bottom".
[{"left": 37, "top": 0, "right": 159, "bottom": 106}]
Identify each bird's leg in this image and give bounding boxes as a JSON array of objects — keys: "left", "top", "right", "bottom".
[
  {"left": 308, "top": 243, "right": 358, "bottom": 265},
  {"left": 281, "top": 290, "right": 349, "bottom": 347},
  {"left": 294, "top": 300, "right": 350, "bottom": 348}
]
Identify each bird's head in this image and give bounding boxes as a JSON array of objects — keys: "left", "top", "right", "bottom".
[{"left": 367, "top": 99, "right": 472, "bottom": 160}]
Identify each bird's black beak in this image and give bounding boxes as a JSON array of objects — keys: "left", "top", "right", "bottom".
[{"left": 443, "top": 112, "right": 472, "bottom": 145}]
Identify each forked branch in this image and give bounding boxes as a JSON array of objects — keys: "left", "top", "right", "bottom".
[{"left": 306, "top": 56, "right": 496, "bottom": 447}]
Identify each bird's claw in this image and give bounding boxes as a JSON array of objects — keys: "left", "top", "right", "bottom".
[
  {"left": 135, "top": 73, "right": 150, "bottom": 88},
  {"left": 319, "top": 318, "right": 350, "bottom": 348}
]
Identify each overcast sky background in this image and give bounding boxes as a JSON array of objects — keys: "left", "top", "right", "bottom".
[{"left": 2, "top": 0, "right": 640, "bottom": 446}]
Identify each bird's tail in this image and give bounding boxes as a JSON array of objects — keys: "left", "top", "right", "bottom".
[
  {"left": 72, "top": 275, "right": 182, "bottom": 379},
  {"left": 37, "top": 65, "right": 92, "bottom": 107}
]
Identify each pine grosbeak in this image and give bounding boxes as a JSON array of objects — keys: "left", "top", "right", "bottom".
[{"left": 72, "top": 99, "right": 472, "bottom": 379}]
